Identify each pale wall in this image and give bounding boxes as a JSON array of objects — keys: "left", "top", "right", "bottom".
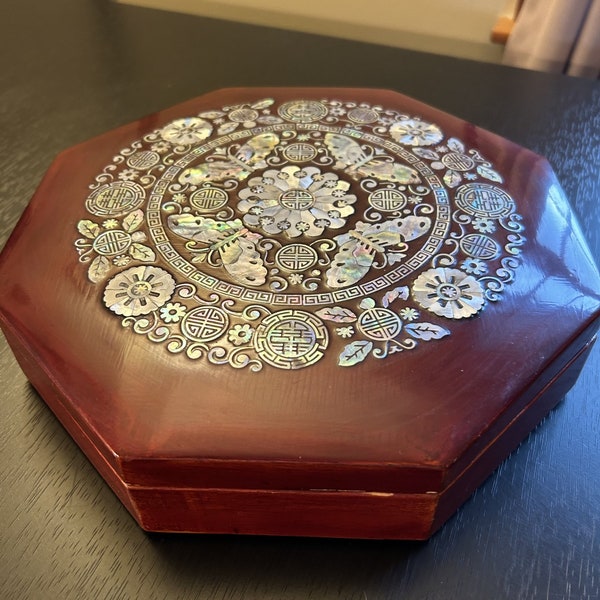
[{"left": 116, "top": 0, "right": 510, "bottom": 63}]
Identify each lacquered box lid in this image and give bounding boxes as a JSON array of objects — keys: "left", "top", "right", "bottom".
[{"left": 1, "top": 87, "right": 599, "bottom": 538}]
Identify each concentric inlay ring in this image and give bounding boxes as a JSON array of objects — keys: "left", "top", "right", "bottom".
[{"left": 75, "top": 92, "right": 526, "bottom": 371}]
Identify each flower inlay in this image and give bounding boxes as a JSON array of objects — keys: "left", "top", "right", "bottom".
[
  {"left": 238, "top": 166, "right": 356, "bottom": 238},
  {"left": 412, "top": 268, "right": 485, "bottom": 319}
]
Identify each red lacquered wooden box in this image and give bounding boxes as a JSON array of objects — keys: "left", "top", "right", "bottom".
[{"left": 1, "top": 88, "right": 599, "bottom": 539}]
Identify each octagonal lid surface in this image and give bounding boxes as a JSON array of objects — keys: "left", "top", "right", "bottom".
[{"left": 1, "top": 87, "right": 599, "bottom": 495}]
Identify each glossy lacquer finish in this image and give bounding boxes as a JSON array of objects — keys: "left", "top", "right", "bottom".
[{"left": 0, "top": 87, "right": 598, "bottom": 539}]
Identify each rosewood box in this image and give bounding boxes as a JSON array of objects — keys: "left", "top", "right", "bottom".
[{"left": 1, "top": 87, "right": 599, "bottom": 539}]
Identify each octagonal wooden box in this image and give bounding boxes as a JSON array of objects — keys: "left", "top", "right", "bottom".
[{"left": 1, "top": 88, "right": 599, "bottom": 539}]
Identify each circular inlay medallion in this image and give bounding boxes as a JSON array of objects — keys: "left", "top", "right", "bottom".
[
  {"left": 278, "top": 189, "right": 315, "bottom": 210},
  {"left": 278, "top": 100, "right": 328, "bottom": 122},
  {"left": 93, "top": 230, "right": 132, "bottom": 256},
  {"left": 254, "top": 310, "right": 328, "bottom": 369},
  {"left": 75, "top": 93, "right": 525, "bottom": 371},
  {"left": 86, "top": 182, "right": 145, "bottom": 217},
  {"left": 358, "top": 308, "right": 403, "bottom": 340},
  {"left": 189, "top": 187, "right": 229, "bottom": 212},
  {"left": 368, "top": 189, "right": 407, "bottom": 212},
  {"left": 127, "top": 151, "right": 160, "bottom": 170},
  {"left": 181, "top": 306, "right": 229, "bottom": 343},
  {"left": 347, "top": 107, "right": 379, "bottom": 124},
  {"left": 275, "top": 244, "right": 318, "bottom": 272},
  {"left": 282, "top": 143, "right": 318, "bottom": 162},
  {"left": 460, "top": 233, "right": 501, "bottom": 260},
  {"left": 455, "top": 184, "right": 515, "bottom": 218},
  {"left": 441, "top": 152, "right": 475, "bottom": 171}
]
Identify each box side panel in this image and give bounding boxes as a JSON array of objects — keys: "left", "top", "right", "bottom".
[
  {"left": 442, "top": 321, "right": 600, "bottom": 487},
  {"left": 430, "top": 336, "right": 596, "bottom": 534},
  {"left": 4, "top": 315, "right": 440, "bottom": 540},
  {"left": 130, "top": 486, "right": 437, "bottom": 540},
  {"left": 0, "top": 321, "right": 144, "bottom": 527},
  {"left": 122, "top": 458, "right": 444, "bottom": 494}
]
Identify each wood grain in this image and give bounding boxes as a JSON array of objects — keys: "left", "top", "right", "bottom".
[{"left": 1, "top": 0, "right": 599, "bottom": 597}]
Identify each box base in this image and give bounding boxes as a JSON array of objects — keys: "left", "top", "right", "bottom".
[{"left": 7, "top": 316, "right": 594, "bottom": 539}]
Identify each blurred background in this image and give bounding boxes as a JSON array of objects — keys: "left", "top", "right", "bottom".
[{"left": 117, "top": 0, "right": 599, "bottom": 78}]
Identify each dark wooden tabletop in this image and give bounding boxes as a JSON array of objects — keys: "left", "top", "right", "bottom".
[{"left": 1, "top": 1, "right": 599, "bottom": 598}]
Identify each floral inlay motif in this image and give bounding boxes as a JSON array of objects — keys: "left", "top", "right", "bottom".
[
  {"left": 75, "top": 210, "right": 156, "bottom": 282},
  {"left": 74, "top": 94, "right": 526, "bottom": 372},
  {"left": 317, "top": 292, "right": 451, "bottom": 367},
  {"left": 389, "top": 119, "right": 444, "bottom": 146},
  {"left": 160, "top": 302, "right": 187, "bottom": 323},
  {"left": 160, "top": 117, "right": 212, "bottom": 145},
  {"left": 237, "top": 166, "right": 356, "bottom": 238},
  {"left": 103, "top": 266, "right": 175, "bottom": 317},
  {"left": 412, "top": 268, "right": 485, "bottom": 319},
  {"left": 228, "top": 323, "right": 254, "bottom": 346}
]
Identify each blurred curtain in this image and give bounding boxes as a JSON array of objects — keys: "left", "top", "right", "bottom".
[{"left": 503, "top": 0, "right": 600, "bottom": 78}]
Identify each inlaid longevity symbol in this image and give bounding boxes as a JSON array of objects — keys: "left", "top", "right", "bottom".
[
  {"left": 254, "top": 310, "right": 328, "bottom": 369},
  {"left": 86, "top": 182, "right": 145, "bottom": 217},
  {"left": 181, "top": 306, "right": 229, "bottom": 342}
]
